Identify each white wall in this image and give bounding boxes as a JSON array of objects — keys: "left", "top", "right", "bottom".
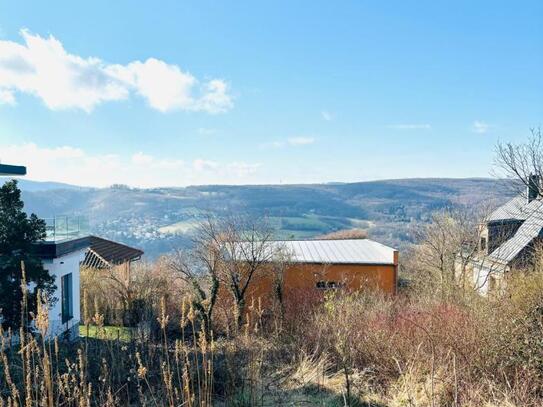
[
  {"left": 42, "top": 249, "right": 84, "bottom": 338},
  {"left": 472, "top": 264, "right": 503, "bottom": 295}
]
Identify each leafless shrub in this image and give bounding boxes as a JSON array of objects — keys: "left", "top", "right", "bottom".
[{"left": 81, "top": 260, "right": 188, "bottom": 334}]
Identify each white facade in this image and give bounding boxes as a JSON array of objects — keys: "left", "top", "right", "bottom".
[{"left": 42, "top": 248, "right": 84, "bottom": 338}]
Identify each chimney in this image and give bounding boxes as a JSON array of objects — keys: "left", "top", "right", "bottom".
[{"left": 527, "top": 174, "right": 540, "bottom": 203}]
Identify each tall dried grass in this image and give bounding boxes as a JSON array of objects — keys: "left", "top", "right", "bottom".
[{"left": 3, "top": 262, "right": 543, "bottom": 406}]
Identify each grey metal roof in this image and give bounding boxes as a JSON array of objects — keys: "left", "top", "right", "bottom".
[
  {"left": 270, "top": 239, "right": 396, "bottom": 265},
  {"left": 490, "top": 205, "right": 543, "bottom": 263},
  {"left": 488, "top": 195, "right": 543, "bottom": 222}
]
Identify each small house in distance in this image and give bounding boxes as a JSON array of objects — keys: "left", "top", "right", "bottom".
[
  {"left": 240, "top": 238, "right": 399, "bottom": 311},
  {"left": 465, "top": 175, "right": 543, "bottom": 293}
]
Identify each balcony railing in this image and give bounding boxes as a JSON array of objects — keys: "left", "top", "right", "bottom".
[{"left": 44, "top": 215, "right": 89, "bottom": 242}]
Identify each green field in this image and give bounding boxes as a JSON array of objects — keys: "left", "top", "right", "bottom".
[
  {"left": 269, "top": 214, "right": 358, "bottom": 238},
  {"left": 79, "top": 325, "right": 135, "bottom": 341}
]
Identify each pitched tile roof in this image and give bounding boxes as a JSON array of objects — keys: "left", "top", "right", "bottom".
[{"left": 82, "top": 236, "right": 143, "bottom": 269}]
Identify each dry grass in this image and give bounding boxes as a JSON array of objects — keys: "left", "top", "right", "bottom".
[{"left": 2, "top": 262, "right": 543, "bottom": 406}]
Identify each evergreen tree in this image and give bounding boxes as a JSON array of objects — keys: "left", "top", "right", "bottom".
[{"left": 0, "top": 180, "right": 55, "bottom": 330}]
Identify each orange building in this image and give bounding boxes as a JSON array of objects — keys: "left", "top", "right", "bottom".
[{"left": 224, "top": 238, "right": 399, "bottom": 315}]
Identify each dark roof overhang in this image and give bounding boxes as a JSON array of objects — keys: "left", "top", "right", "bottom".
[
  {"left": 35, "top": 236, "right": 91, "bottom": 259},
  {"left": 82, "top": 236, "right": 144, "bottom": 269},
  {"left": 0, "top": 164, "right": 26, "bottom": 176}
]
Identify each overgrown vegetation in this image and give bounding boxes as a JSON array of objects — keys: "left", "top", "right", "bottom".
[
  {"left": 3, "top": 209, "right": 543, "bottom": 406},
  {"left": 3, "top": 133, "right": 543, "bottom": 405},
  {"left": 3, "top": 255, "right": 543, "bottom": 406}
]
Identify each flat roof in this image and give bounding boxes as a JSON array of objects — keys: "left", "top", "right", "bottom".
[
  {"left": 0, "top": 164, "right": 27, "bottom": 176},
  {"left": 35, "top": 236, "right": 91, "bottom": 259}
]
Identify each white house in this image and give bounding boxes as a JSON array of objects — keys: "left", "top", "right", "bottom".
[
  {"left": 35, "top": 235, "right": 89, "bottom": 339},
  {"left": 35, "top": 227, "right": 144, "bottom": 339},
  {"left": 2, "top": 163, "right": 143, "bottom": 340}
]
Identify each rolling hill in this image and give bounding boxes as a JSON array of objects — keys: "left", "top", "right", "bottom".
[{"left": 15, "top": 178, "right": 513, "bottom": 259}]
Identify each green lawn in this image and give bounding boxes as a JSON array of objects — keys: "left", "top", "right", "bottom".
[{"left": 79, "top": 325, "right": 135, "bottom": 341}]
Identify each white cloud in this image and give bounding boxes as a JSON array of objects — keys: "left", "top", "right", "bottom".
[
  {"left": 131, "top": 152, "right": 154, "bottom": 165},
  {"left": 287, "top": 137, "right": 315, "bottom": 146},
  {"left": 193, "top": 79, "right": 233, "bottom": 114},
  {"left": 0, "top": 89, "right": 15, "bottom": 105},
  {"left": 193, "top": 159, "right": 219, "bottom": 172},
  {"left": 227, "top": 162, "right": 261, "bottom": 177},
  {"left": 260, "top": 136, "right": 315, "bottom": 149},
  {"left": 0, "top": 142, "right": 259, "bottom": 187},
  {"left": 321, "top": 110, "right": 333, "bottom": 121},
  {"left": 472, "top": 120, "right": 491, "bottom": 134},
  {"left": 0, "top": 30, "right": 233, "bottom": 113},
  {"left": 387, "top": 124, "right": 431, "bottom": 130},
  {"left": 261, "top": 141, "right": 286, "bottom": 149}
]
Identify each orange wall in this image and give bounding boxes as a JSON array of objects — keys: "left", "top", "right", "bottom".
[
  {"left": 218, "top": 254, "right": 398, "bottom": 314},
  {"left": 249, "top": 262, "right": 396, "bottom": 302}
]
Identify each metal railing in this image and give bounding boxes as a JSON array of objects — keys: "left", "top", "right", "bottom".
[{"left": 44, "top": 215, "right": 89, "bottom": 242}]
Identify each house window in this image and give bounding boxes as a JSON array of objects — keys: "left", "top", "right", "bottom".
[
  {"left": 61, "top": 273, "right": 73, "bottom": 323},
  {"left": 480, "top": 237, "right": 487, "bottom": 251},
  {"left": 316, "top": 281, "right": 340, "bottom": 290}
]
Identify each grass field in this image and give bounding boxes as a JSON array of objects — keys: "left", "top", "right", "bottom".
[
  {"left": 79, "top": 325, "right": 135, "bottom": 341},
  {"left": 158, "top": 214, "right": 369, "bottom": 241}
]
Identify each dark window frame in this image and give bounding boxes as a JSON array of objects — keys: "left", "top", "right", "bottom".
[
  {"left": 61, "top": 273, "right": 73, "bottom": 324},
  {"left": 316, "top": 280, "right": 342, "bottom": 290}
]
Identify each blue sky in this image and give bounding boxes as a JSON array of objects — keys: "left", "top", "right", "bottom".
[{"left": 0, "top": 0, "right": 542, "bottom": 187}]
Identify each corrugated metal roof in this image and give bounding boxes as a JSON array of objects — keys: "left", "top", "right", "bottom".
[
  {"left": 490, "top": 207, "right": 543, "bottom": 263},
  {"left": 488, "top": 195, "right": 543, "bottom": 222},
  {"left": 270, "top": 239, "right": 396, "bottom": 265}
]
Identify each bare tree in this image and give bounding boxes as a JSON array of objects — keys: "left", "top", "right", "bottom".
[
  {"left": 410, "top": 208, "right": 482, "bottom": 298},
  {"left": 494, "top": 127, "right": 543, "bottom": 197},
  {"left": 165, "top": 216, "right": 222, "bottom": 336},
  {"left": 218, "top": 216, "right": 276, "bottom": 330},
  {"left": 267, "top": 244, "right": 292, "bottom": 330}
]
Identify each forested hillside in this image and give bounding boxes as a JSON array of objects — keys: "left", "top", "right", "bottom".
[{"left": 18, "top": 177, "right": 512, "bottom": 258}]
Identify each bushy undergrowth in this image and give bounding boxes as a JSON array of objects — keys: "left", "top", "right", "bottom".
[
  {"left": 287, "top": 272, "right": 543, "bottom": 406},
  {"left": 2, "top": 268, "right": 543, "bottom": 406}
]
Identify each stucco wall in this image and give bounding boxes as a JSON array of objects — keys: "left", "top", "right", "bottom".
[{"left": 42, "top": 249, "right": 84, "bottom": 338}]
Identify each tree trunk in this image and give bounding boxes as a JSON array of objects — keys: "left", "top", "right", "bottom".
[{"left": 236, "top": 298, "right": 245, "bottom": 331}]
